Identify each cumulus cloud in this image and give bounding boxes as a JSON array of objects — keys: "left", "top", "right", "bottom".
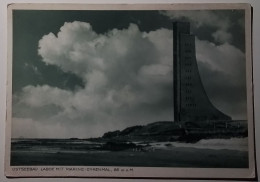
[
  {"left": 13, "top": 21, "right": 174, "bottom": 138},
  {"left": 13, "top": 20, "right": 246, "bottom": 138},
  {"left": 160, "top": 10, "right": 233, "bottom": 44},
  {"left": 212, "top": 30, "right": 232, "bottom": 44},
  {"left": 196, "top": 38, "right": 246, "bottom": 84}
]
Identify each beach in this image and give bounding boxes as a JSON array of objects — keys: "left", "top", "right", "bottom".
[{"left": 10, "top": 138, "right": 248, "bottom": 168}]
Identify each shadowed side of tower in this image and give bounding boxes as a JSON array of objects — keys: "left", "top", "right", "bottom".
[{"left": 173, "top": 22, "right": 231, "bottom": 122}]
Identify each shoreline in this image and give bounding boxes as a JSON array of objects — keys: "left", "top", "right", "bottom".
[{"left": 11, "top": 142, "right": 248, "bottom": 168}]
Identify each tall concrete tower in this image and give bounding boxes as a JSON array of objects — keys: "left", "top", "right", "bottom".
[{"left": 173, "top": 22, "right": 231, "bottom": 122}]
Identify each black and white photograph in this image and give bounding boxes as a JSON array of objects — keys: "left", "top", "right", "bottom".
[{"left": 5, "top": 3, "right": 256, "bottom": 179}]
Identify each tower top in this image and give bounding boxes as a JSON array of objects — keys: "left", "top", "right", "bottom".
[{"left": 172, "top": 22, "right": 190, "bottom": 34}]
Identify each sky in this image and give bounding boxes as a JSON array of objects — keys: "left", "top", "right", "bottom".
[{"left": 11, "top": 9, "right": 247, "bottom": 138}]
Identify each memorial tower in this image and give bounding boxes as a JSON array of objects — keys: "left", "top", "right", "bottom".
[{"left": 173, "top": 22, "right": 231, "bottom": 122}]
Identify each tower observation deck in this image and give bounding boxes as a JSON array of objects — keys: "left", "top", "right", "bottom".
[{"left": 173, "top": 22, "right": 231, "bottom": 122}]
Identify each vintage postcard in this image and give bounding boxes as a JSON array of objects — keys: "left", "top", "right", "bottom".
[{"left": 5, "top": 3, "right": 256, "bottom": 179}]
